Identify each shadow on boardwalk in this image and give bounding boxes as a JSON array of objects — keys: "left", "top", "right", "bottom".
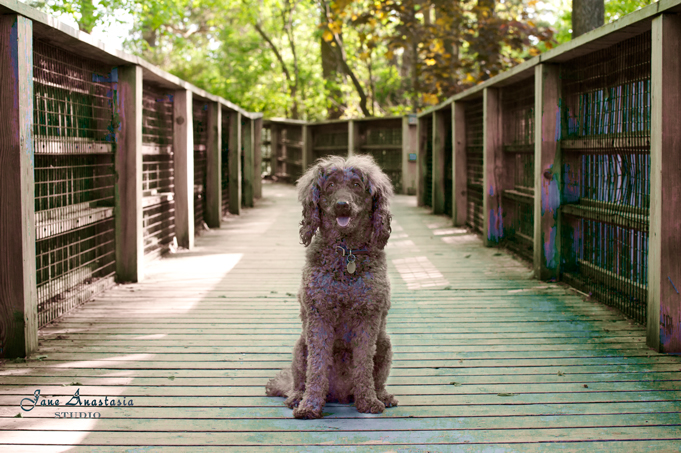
[{"left": 1, "top": 182, "right": 680, "bottom": 451}]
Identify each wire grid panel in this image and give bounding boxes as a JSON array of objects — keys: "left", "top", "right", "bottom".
[
  {"left": 313, "top": 125, "right": 348, "bottom": 160},
  {"left": 423, "top": 115, "right": 433, "bottom": 208},
  {"left": 32, "top": 40, "right": 117, "bottom": 327},
  {"left": 361, "top": 126, "right": 403, "bottom": 194},
  {"left": 221, "top": 111, "right": 230, "bottom": 216},
  {"left": 560, "top": 31, "right": 651, "bottom": 324},
  {"left": 283, "top": 127, "right": 304, "bottom": 181},
  {"left": 142, "top": 83, "right": 175, "bottom": 258},
  {"left": 502, "top": 79, "right": 535, "bottom": 151},
  {"left": 261, "top": 125, "right": 272, "bottom": 176},
  {"left": 193, "top": 102, "right": 208, "bottom": 231},
  {"left": 465, "top": 100, "right": 484, "bottom": 233},
  {"left": 33, "top": 40, "right": 115, "bottom": 154}
]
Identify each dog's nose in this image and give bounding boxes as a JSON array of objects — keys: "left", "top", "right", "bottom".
[{"left": 336, "top": 201, "right": 349, "bottom": 208}]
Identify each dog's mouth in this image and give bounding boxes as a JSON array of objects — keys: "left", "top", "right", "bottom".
[{"left": 336, "top": 216, "right": 351, "bottom": 227}]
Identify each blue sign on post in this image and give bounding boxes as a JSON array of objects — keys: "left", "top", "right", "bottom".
[{"left": 408, "top": 153, "right": 417, "bottom": 162}]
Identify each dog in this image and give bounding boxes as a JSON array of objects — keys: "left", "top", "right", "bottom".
[{"left": 265, "top": 154, "right": 398, "bottom": 419}]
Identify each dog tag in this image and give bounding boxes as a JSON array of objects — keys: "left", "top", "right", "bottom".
[{"left": 347, "top": 260, "right": 356, "bottom": 274}]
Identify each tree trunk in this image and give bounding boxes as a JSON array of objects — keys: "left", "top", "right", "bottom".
[
  {"left": 321, "top": 25, "right": 345, "bottom": 119},
  {"left": 572, "top": 0, "right": 604, "bottom": 38}
]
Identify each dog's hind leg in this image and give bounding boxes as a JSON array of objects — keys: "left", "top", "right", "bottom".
[
  {"left": 373, "top": 330, "right": 398, "bottom": 408},
  {"left": 284, "top": 335, "right": 307, "bottom": 409}
]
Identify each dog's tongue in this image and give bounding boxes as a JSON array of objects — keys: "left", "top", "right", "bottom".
[{"left": 336, "top": 216, "right": 350, "bottom": 227}]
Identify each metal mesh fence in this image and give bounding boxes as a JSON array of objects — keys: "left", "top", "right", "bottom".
[
  {"left": 142, "top": 84, "right": 175, "bottom": 259},
  {"left": 32, "top": 40, "right": 116, "bottom": 326},
  {"left": 465, "top": 100, "right": 484, "bottom": 233},
  {"left": 360, "top": 123, "right": 403, "bottom": 193},
  {"left": 193, "top": 102, "right": 208, "bottom": 232},
  {"left": 422, "top": 115, "right": 433, "bottom": 208},
  {"left": 221, "top": 111, "right": 230, "bottom": 216},
  {"left": 283, "top": 126, "right": 304, "bottom": 181},
  {"left": 313, "top": 125, "right": 347, "bottom": 160},
  {"left": 560, "top": 30, "right": 651, "bottom": 324},
  {"left": 262, "top": 124, "right": 272, "bottom": 177},
  {"left": 502, "top": 78, "right": 535, "bottom": 261}
]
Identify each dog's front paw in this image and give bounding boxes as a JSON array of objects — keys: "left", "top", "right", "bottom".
[
  {"left": 285, "top": 391, "right": 304, "bottom": 409},
  {"left": 377, "top": 390, "right": 398, "bottom": 408},
  {"left": 292, "top": 397, "right": 325, "bottom": 419},
  {"left": 355, "top": 397, "right": 385, "bottom": 414}
]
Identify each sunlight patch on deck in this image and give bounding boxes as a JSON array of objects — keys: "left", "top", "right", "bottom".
[
  {"left": 440, "top": 234, "right": 479, "bottom": 245},
  {"left": 392, "top": 256, "right": 449, "bottom": 289},
  {"left": 433, "top": 227, "right": 468, "bottom": 236}
]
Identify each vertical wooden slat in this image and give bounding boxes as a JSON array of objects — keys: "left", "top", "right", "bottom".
[
  {"left": 253, "top": 117, "right": 262, "bottom": 199},
  {"left": 0, "top": 15, "right": 37, "bottom": 358},
  {"left": 242, "top": 117, "right": 254, "bottom": 208},
  {"left": 483, "top": 88, "right": 504, "bottom": 246},
  {"left": 432, "top": 111, "right": 446, "bottom": 214},
  {"left": 302, "top": 124, "right": 312, "bottom": 171},
  {"left": 205, "top": 102, "right": 221, "bottom": 228},
  {"left": 270, "top": 123, "right": 280, "bottom": 178},
  {"left": 649, "top": 14, "right": 681, "bottom": 353},
  {"left": 228, "top": 111, "right": 242, "bottom": 215},
  {"left": 452, "top": 102, "right": 467, "bottom": 227},
  {"left": 173, "top": 89, "right": 194, "bottom": 248},
  {"left": 534, "top": 64, "right": 561, "bottom": 280},
  {"left": 114, "top": 65, "right": 143, "bottom": 282}
]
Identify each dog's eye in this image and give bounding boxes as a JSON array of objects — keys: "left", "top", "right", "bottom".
[
  {"left": 353, "top": 183, "right": 360, "bottom": 187},
  {"left": 329, "top": 183, "right": 335, "bottom": 187}
]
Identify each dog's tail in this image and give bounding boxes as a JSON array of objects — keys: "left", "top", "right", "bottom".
[{"left": 265, "top": 368, "right": 293, "bottom": 398}]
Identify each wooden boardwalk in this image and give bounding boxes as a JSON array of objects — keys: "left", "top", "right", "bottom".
[{"left": 1, "top": 182, "right": 680, "bottom": 452}]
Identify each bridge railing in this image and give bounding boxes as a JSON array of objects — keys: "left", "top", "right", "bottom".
[
  {"left": 417, "top": 0, "right": 681, "bottom": 353},
  {"left": 0, "top": 0, "right": 261, "bottom": 357}
]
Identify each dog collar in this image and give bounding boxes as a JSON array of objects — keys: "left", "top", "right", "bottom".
[{"left": 336, "top": 245, "right": 369, "bottom": 274}]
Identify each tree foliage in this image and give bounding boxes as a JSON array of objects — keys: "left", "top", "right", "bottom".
[{"left": 34, "top": 0, "right": 572, "bottom": 118}]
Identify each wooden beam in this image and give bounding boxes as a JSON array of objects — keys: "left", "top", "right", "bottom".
[
  {"left": 270, "top": 124, "right": 280, "bottom": 178},
  {"left": 432, "top": 111, "right": 446, "bottom": 214},
  {"left": 533, "top": 64, "right": 561, "bottom": 280},
  {"left": 114, "top": 65, "right": 143, "bottom": 282},
  {"left": 649, "top": 13, "right": 681, "bottom": 353},
  {"left": 483, "top": 88, "right": 505, "bottom": 246},
  {"left": 173, "top": 89, "right": 194, "bottom": 248},
  {"left": 416, "top": 117, "right": 427, "bottom": 207},
  {"left": 204, "top": 102, "right": 221, "bottom": 228},
  {"left": 0, "top": 15, "right": 37, "bottom": 358},
  {"left": 253, "top": 117, "right": 262, "bottom": 199},
  {"left": 242, "top": 117, "right": 254, "bottom": 208},
  {"left": 452, "top": 102, "right": 468, "bottom": 227},
  {"left": 228, "top": 112, "right": 242, "bottom": 215},
  {"left": 348, "top": 120, "right": 358, "bottom": 157},
  {"left": 302, "top": 124, "right": 312, "bottom": 171}
]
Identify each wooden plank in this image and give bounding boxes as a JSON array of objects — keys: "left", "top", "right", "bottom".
[
  {"left": 649, "top": 13, "right": 681, "bottom": 353},
  {"left": 451, "top": 102, "right": 468, "bottom": 227},
  {"left": 204, "top": 101, "right": 221, "bottom": 228},
  {"left": 533, "top": 64, "right": 561, "bottom": 280},
  {"left": 431, "top": 110, "right": 446, "bottom": 214},
  {"left": 416, "top": 116, "right": 427, "bottom": 206},
  {"left": 113, "top": 65, "right": 143, "bottom": 283},
  {"left": 483, "top": 87, "right": 505, "bottom": 246},
  {"left": 347, "top": 119, "right": 357, "bottom": 156},
  {"left": 242, "top": 117, "right": 254, "bottom": 208},
  {"left": 253, "top": 117, "right": 262, "bottom": 199},
  {"left": 172, "top": 89, "right": 194, "bottom": 248},
  {"left": 228, "top": 111, "right": 241, "bottom": 214},
  {"left": 0, "top": 14, "right": 37, "bottom": 358}
]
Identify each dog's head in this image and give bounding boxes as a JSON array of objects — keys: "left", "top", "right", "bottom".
[{"left": 297, "top": 154, "right": 393, "bottom": 249}]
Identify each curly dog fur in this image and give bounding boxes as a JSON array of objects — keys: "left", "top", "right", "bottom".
[{"left": 265, "top": 154, "right": 398, "bottom": 419}]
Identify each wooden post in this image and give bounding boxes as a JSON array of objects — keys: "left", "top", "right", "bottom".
[
  {"left": 416, "top": 117, "right": 427, "bottom": 207},
  {"left": 242, "top": 117, "right": 254, "bottom": 208},
  {"left": 173, "top": 89, "right": 194, "bottom": 248},
  {"left": 432, "top": 111, "right": 446, "bottom": 214},
  {"left": 483, "top": 88, "right": 504, "bottom": 246},
  {"left": 649, "top": 14, "right": 681, "bottom": 353},
  {"left": 253, "top": 117, "right": 263, "bottom": 199},
  {"left": 534, "top": 64, "right": 561, "bottom": 280},
  {"left": 348, "top": 120, "right": 359, "bottom": 157},
  {"left": 0, "top": 15, "right": 37, "bottom": 358},
  {"left": 204, "top": 101, "right": 221, "bottom": 228},
  {"left": 303, "top": 124, "right": 312, "bottom": 170},
  {"left": 452, "top": 102, "right": 468, "bottom": 227},
  {"left": 270, "top": 123, "right": 280, "bottom": 178},
  {"left": 228, "top": 111, "right": 242, "bottom": 214},
  {"left": 114, "top": 65, "right": 143, "bottom": 282}
]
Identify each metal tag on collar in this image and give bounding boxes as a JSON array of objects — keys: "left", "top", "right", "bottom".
[{"left": 346, "top": 253, "right": 356, "bottom": 274}]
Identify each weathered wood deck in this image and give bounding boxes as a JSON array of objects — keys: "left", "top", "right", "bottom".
[{"left": 1, "top": 182, "right": 680, "bottom": 452}]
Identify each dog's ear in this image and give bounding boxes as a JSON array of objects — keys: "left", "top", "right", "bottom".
[
  {"left": 368, "top": 167, "right": 394, "bottom": 250},
  {"left": 296, "top": 163, "right": 323, "bottom": 247}
]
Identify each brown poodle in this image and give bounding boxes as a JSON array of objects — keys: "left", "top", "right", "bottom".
[{"left": 265, "top": 154, "right": 398, "bottom": 419}]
